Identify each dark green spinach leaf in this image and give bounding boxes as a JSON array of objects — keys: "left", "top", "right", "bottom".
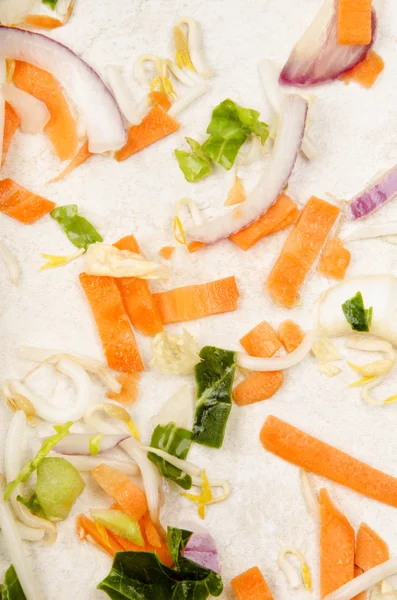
[
  {"left": 342, "top": 291, "right": 373, "bottom": 332},
  {"left": 50, "top": 205, "right": 103, "bottom": 250},
  {"left": 148, "top": 423, "right": 193, "bottom": 490}
]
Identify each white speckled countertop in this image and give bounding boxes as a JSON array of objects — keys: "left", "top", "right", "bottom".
[{"left": 1, "top": 0, "right": 397, "bottom": 598}]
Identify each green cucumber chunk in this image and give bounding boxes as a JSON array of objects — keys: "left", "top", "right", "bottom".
[
  {"left": 35, "top": 457, "right": 85, "bottom": 521},
  {"left": 91, "top": 509, "right": 144, "bottom": 547}
]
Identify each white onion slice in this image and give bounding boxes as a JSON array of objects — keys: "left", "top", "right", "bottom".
[
  {"left": 237, "top": 330, "right": 315, "bottom": 371},
  {"left": 348, "top": 165, "right": 397, "bottom": 221},
  {"left": 53, "top": 433, "right": 129, "bottom": 456},
  {"left": 106, "top": 66, "right": 142, "bottom": 126},
  {"left": 259, "top": 59, "right": 282, "bottom": 113},
  {"left": 341, "top": 222, "right": 397, "bottom": 243},
  {"left": 316, "top": 275, "right": 397, "bottom": 346},
  {"left": 187, "top": 94, "right": 307, "bottom": 244},
  {"left": 168, "top": 84, "right": 208, "bottom": 118},
  {"left": 0, "top": 26, "right": 126, "bottom": 152},
  {"left": 3, "top": 83, "right": 49, "bottom": 134},
  {"left": 325, "top": 557, "right": 397, "bottom": 600},
  {"left": 16, "top": 523, "right": 45, "bottom": 542},
  {"left": 175, "top": 17, "right": 213, "bottom": 79},
  {"left": 150, "top": 384, "right": 195, "bottom": 431},
  {"left": 0, "top": 240, "right": 20, "bottom": 285}
]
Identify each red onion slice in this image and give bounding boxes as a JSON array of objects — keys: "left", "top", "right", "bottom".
[
  {"left": 182, "top": 532, "right": 220, "bottom": 573},
  {"left": 0, "top": 26, "right": 126, "bottom": 152},
  {"left": 187, "top": 94, "right": 307, "bottom": 244},
  {"left": 52, "top": 433, "right": 130, "bottom": 456},
  {"left": 280, "top": 0, "right": 376, "bottom": 87},
  {"left": 348, "top": 165, "right": 397, "bottom": 220}
]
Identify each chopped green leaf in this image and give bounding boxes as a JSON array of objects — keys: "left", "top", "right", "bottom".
[
  {"left": 193, "top": 347, "right": 237, "bottom": 449},
  {"left": 50, "top": 205, "right": 103, "bottom": 250},
  {"left": 0, "top": 566, "right": 26, "bottom": 600},
  {"left": 4, "top": 422, "right": 73, "bottom": 501},
  {"left": 342, "top": 291, "right": 373, "bottom": 332},
  {"left": 206, "top": 99, "right": 268, "bottom": 144},
  {"left": 202, "top": 134, "right": 246, "bottom": 170},
  {"left": 89, "top": 434, "right": 102, "bottom": 456},
  {"left": 16, "top": 494, "right": 45, "bottom": 519},
  {"left": 174, "top": 137, "right": 212, "bottom": 182},
  {"left": 148, "top": 423, "right": 193, "bottom": 489},
  {"left": 42, "top": 0, "right": 58, "bottom": 8}
]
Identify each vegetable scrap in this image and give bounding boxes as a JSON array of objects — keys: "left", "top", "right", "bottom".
[
  {"left": 342, "top": 291, "right": 373, "bottom": 332},
  {"left": 224, "top": 174, "right": 246, "bottom": 206},
  {"left": 318, "top": 238, "right": 351, "bottom": 280},
  {"left": 2, "top": 103, "right": 19, "bottom": 166},
  {"left": 150, "top": 329, "right": 199, "bottom": 375},
  {"left": 91, "top": 464, "right": 148, "bottom": 522},
  {"left": 0, "top": 179, "right": 55, "bottom": 224},
  {"left": 348, "top": 165, "right": 397, "bottom": 220},
  {"left": 175, "top": 137, "right": 212, "bottom": 182},
  {"left": 277, "top": 320, "right": 304, "bottom": 353},
  {"left": 51, "top": 205, "right": 102, "bottom": 250},
  {"left": 85, "top": 243, "right": 168, "bottom": 279},
  {"left": 107, "top": 372, "right": 140, "bottom": 406},
  {"left": 159, "top": 245, "right": 174, "bottom": 260},
  {"left": 39, "top": 248, "right": 85, "bottom": 271},
  {"left": 337, "top": 0, "right": 372, "bottom": 46},
  {"left": 49, "top": 141, "right": 92, "bottom": 183},
  {"left": 340, "top": 51, "right": 384, "bottom": 88},
  {"left": 148, "top": 423, "right": 193, "bottom": 489},
  {"left": 231, "top": 566, "right": 274, "bottom": 600},
  {"left": 355, "top": 523, "right": 389, "bottom": 572},
  {"left": 278, "top": 547, "right": 311, "bottom": 591}
]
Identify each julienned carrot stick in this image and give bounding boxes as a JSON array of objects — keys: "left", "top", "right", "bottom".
[
  {"left": 115, "top": 106, "right": 180, "bottom": 161},
  {"left": 340, "top": 51, "right": 384, "bottom": 89},
  {"left": 320, "top": 489, "right": 355, "bottom": 599},
  {"left": 277, "top": 320, "right": 304, "bottom": 353},
  {"left": 231, "top": 566, "right": 274, "bottom": 600},
  {"left": 230, "top": 193, "right": 299, "bottom": 251},
  {"left": 338, "top": 0, "right": 372, "bottom": 46},
  {"left": 49, "top": 141, "right": 92, "bottom": 183},
  {"left": 266, "top": 196, "right": 340, "bottom": 308},
  {"left": 318, "top": 238, "right": 351, "bottom": 280},
  {"left": 260, "top": 415, "right": 397, "bottom": 508},
  {"left": 13, "top": 61, "right": 78, "bottom": 161},
  {"left": 76, "top": 514, "right": 123, "bottom": 557},
  {"left": 79, "top": 273, "right": 144, "bottom": 372},
  {"left": 3, "top": 103, "right": 20, "bottom": 166},
  {"left": 355, "top": 523, "right": 389, "bottom": 572},
  {"left": 0, "top": 178, "right": 55, "bottom": 224},
  {"left": 240, "top": 321, "right": 282, "bottom": 357},
  {"left": 114, "top": 235, "right": 163, "bottom": 336},
  {"left": 107, "top": 372, "right": 140, "bottom": 406},
  {"left": 153, "top": 276, "right": 240, "bottom": 324},
  {"left": 91, "top": 464, "right": 148, "bottom": 521}
]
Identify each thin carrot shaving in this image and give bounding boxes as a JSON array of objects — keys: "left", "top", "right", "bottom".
[
  {"left": 182, "top": 469, "right": 212, "bottom": 519},
  {"left": 49, "top": 141, "right": 92, "bottom": 184},
  {"left": 173, "top": 25, "right": 195, "bottom": 71},
  {"left": 225, "top": 174, "right": 246, "bottom": 206}
]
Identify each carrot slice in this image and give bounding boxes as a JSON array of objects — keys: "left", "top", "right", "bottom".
[
  {"left": 79, "top": 273, "right": 144, "bottom": 372},
  {"left": 278, "top": 320, "right": 304, "bottom": 353},
  {"left": 355, "top": 523, "right": 389, "bottom": 572},
  {"left": 188, "top": 241, "right": 207, "bottom": 254},
  {"left": 230, "top": 193, "right": 299, "bottom": 251},
  {"left": 107, "top": 372, "right": 140, "bottom": 406},
  {"left": 261, "top": 415, "right": 397, "bottom": 508},
  {"left": 142, "top": 512, "right": 162, "bottom": 548},
  {"left": 13, "top": 61, "right": 78, "bottom": 161},
  {"left": 3, "top": 103, "right": 20, "bottom": 166},
  {"left": 225, "top": 175, "right": 246, "bottom": 206},
  {"left": 266, "top": 196, "right": 340, "bottom": 307},
  {"left": 153, "top": 276, "right": 239, "bottom": 324},
  {"left": 76, "top": 514, "right": 123, "bottom": 557},
  {"left": 340, "top": 51, "right": 384, "bottom": 88},
  {"left": 114, "top": 235, "right": 163, "bottom": 337},
  {"left": 353, "top": 566, "right": 366, "bottom": 600},
  {"left": 231, "top": 566, "right": 274, "bottom": 600},
  {"left": 115, "top": 106, "right": 180, "bottom": 161},
  {"left": 0, "top": 178, "right": 55, "bottom": 224},
  {"left": 338, "top": 0, "right": 372, "bottom": 45},
  {"left": 318, "top": 238, "right": 351, "bottom": 280},
  {"left": 24, "top": 15, "right": 64, "bottom": 28},
  {"left": 49, "top": 141, "right": 92, "bottom": 183},
  {"left": 320, "top": 489, "right": 355, "bottom": 599},
  {"left": 240, "top": 321, "right": 282, "bottom": 357},
  {"left": 148, "top": 91, "right": 172, "bottom": 111},
  {"left": 159, "top": 246, "right": 175, "bottom": 260},
  {"left": 91, "top": 464, "right": 148, "bottom": 521}
]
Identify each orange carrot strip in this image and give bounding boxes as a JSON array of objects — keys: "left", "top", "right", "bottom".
[
  {"left": 49, "top": 141, "right": 92, "bottom": 183},
  {"left": 159, "top": 246, "right": 175, "bottom": 260},
  {"left": 231, "top": 566, "right": 274, "bottom": 600},
  {"left": 114, "top": 235, "right": 163, "bottom": 337},
  {"left": 3, "top": 103, "right": 20, "bottom": 166},
  {"left": 188, "top": 241, "right": 207, "bottom": 254},
  {"left": 107, "top": 372, "right": 140, "bottom": 406},
  {"left": 230, "top": 193, "right": 299, "bottom": 251},
  {"left": 0, "top": 178, "right": 55, "bottom": 224},
  {"left": 240, "top": 321, "right": 282, "bottom": 357},
  {"left": 353, "top": 566, "right": 365, "bottom": 600},
  {"left": 340, "top": 51, "right": 384, "bottom": 88},
  {"left": 278, "top": 320, "right": 304, "bottom": 353},
  {"left": 79, "top": 273, "right": 144, "bottom": 372},
  {"left": 143, "top": 512, "right": 162, "bottom": 549},
  {"left": 355, "top": 523, "right": 389, "bottom": 572},
  {"left": 13, "top": 61, "right": 78, "bottom": 161},
  {"left": 91, "top": 464, "right": 148, "bottom": 521},
  {"left": 266, "top": 196, "right": 340, "bottom": 307},
  {"left": 24, "top": 15, "right": 64, "bottom": 28},
  {"left": 76, "top": 514, "right": 123, "bottom": 557},
  {"left": 115, "top": 106, "right": 180, "bottom": 162},
  {"left": 338, "top": 0, "right": 372, "bottom": 45},
  {"left": 318, "top": 238, "right": 351, "bottom": 280},
  {"left": 153, "top": 276, "right": 240, "bottom": 324},
  {"left": 320, "top": 489, "right": 355, "bottom": 599},
  {"left": 261, "top": 416, "right": 397, "bottom": 508},
  {"left": 148, "top": 91, "right": 172, "bottom": 111}
]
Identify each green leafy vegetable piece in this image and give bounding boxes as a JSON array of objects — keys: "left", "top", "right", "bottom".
[
  {"left": 16, "top": 494, "right": 45, "bottom": 519},
  {"left": 35, "top": 457, "right": 85, "bottom": 521},
  {"left": 0, "top": 566, "right": 26, "bottom": 600},
  {"left": 342, "top": 291, "right": 373, "bottom": 332},
  {"left": 89, "top": 434, "right": 102, "bottom": 456},
  {"left": 201, "top": 134, "right": 246, "bottom": 170},
  {"left": 98, "top": 528, "right": 223, "bottom": 600},
  {"left": 50, "top": 205, "right": 103, "bottom": 250},
  {"left": 91, "top": 510, "right": 144, "bottom": 546},
  {"left": 193, "top": 346, "right": 237, "bottom": 448},
  {"left": 148, "top": 424, "right": 193, "bottom": 490},
  {"left": 174, "top": 137, "right": 212, "bottom": 182},
  {"left": 42, "top": 0, "right": 58, "bottom": 9},
  {"left": 206, "top": 99, "right": 268, "bottom": 144},
  {"left": 4, "top": 422, "right": 73, "bottom": 501}
]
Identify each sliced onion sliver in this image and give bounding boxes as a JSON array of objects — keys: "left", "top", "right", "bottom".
[
  {"left": 187, "top": 94, "right": 307, "bottom": 244},
  {"left": 0, "top": 26, "right": 126, "bottom": 152},
  {"left": 341, "top": 222, "right": 397, "bottom": 243},
  {"left": 106, "top": 66, "right": 142, "bottom": 126},
  {"left": 325, "top": 557, "right": 397, "bottom": 600},
  {"left": 168, "top": 83, "right": 208, "bottom": 118},
  {"left": 53, "top": 433, "right": 130, "bottom": 456},
  {"left": 16, "top": 522, "right": 45, "bottom": 542},
  {"left": 3, "top": 83, "right": 49, "bottom": 134},
  {"left": 259, "top": 59, "right": 282, "bottom": 113},
  {"left": 0, "top": 240, "right": 20, "bottom": 285},
  {"left": 49, "top": 452, "right": 139, "bottom": 475},
  {"left": 237, "top": 330, "right": 315, "bottom": 371},
  {"left": 348, "top": 166, "right": 397, "bottom": 220}
]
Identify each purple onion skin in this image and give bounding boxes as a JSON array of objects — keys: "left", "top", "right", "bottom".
[
  {"left": 349, "top": 166, "right": 397, "bottom": 220},
  {"left": 280, "top": 11, "right": 377, "bottom": 87},
  {"left": 182, "top": 550, "right": 220, "bottom": 573},
  {"left": 182, "top": 533, "right": 220, "bottom": 573}
]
